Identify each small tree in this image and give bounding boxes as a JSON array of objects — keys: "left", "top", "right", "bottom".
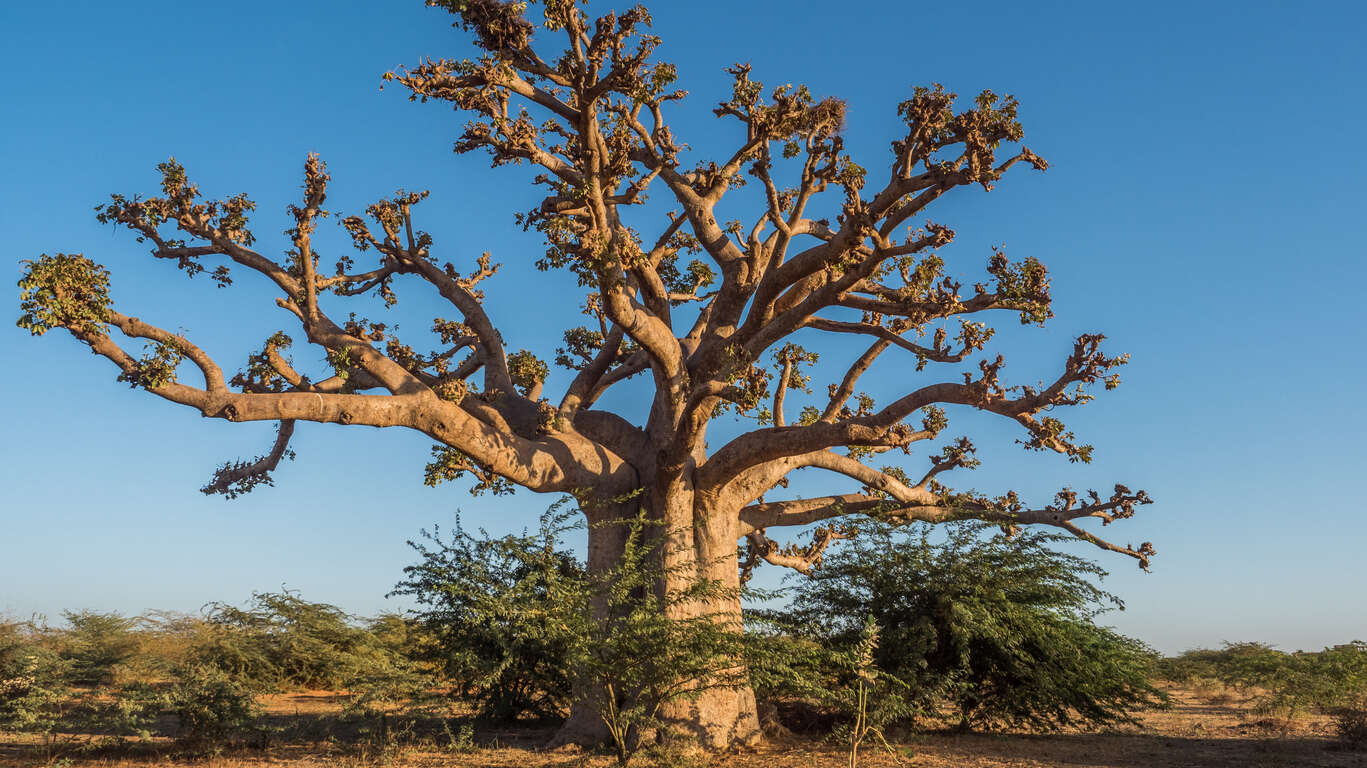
[
  {"left": 836, "top": 619, "right": 907, "bottom": 768},
  {"left": 163, "top": 663, "right": 264, "bottom": 750},
  {"left": 393, "top": 503, "right": 585, "bottom": 721},
  {"left": 776, "top": 520, "right": 1165, "bottom": 730},
  {"left": 59, "top": 610, "right": 141, "bottom": 686}
]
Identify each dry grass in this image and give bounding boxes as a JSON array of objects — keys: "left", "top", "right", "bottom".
[{"left": 4, "top": 686, "right": 1366, "bottom": 768}]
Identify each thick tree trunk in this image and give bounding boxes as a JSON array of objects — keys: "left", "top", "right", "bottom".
[
  {"left": 656, "top": 488, "right": 762, "bottom": 749},
  {"left": 549, "top": 488, "right": 762, "bottom": 751}
]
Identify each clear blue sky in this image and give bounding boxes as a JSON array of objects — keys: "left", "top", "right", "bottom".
[{"left": 2, "top": 0, "right": 1363, "bottom": 654}]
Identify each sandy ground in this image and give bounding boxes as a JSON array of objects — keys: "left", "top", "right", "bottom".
[{"left": 3, "top": 686, "right": 1365, "bottom": 767}]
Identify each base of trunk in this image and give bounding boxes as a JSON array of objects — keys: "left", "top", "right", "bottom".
[
  {"left": 547, "top": 686, "right": 763, "bottom": 752},
  {"left": 546, "top": 702, "right": 611, "bottom": 749},
  {"left": 656, "top": 685, "right": 763, "bottom": 750}
]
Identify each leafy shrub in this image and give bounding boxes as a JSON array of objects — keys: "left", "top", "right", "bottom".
[
  {"left": 745, "top": 620, "right": 840, "bottom": 711},
  {"left": 1310, "top": 642, "right": 1367, "bottom": 710},
  {"left": 163, "top": 663, "right": 263, "bottom": 748},
  {"left": 193, "top": 591, "right": 403, "bottom": 691},
  {"left": 0, "top": 619, "right": 73, "bottom": 734},
  {"left": 1, "top": 600, "right": 451, "bottom": 759},
  {"left": 392, "top": 505, "right": 584, "bottom": 721},
  {"left": 1, "top": 617, "right": 162, "bottom": 754},
  {"left": 1157, "top": 647, "right": 1226, "bottom": 684},
  {"left": 770, "top": 520, "right": 1166, "bottom": 731},
  {"left": 1332, "top": 697, "right": 1367, "bottom": 749},
  {"left": 58, "top": 610, "right": 140, "bottom": 686}
]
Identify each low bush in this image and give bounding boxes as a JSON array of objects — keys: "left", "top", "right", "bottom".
[
  {"left": 195, "top": 591, "right": 399, "bottom": 691},
  {"left": 392, "top": 505, "right": 584, "bottom": 721},
  {"left": 1157, "top": 648, "right": 1227, "bottom": 684},
  {"left": 1332, "top": 698, "right": 1367, "bottom": 749},
  {"left": 163, "top": 663, "right": 264, "bottom": 749},
  {"left": 58, "top": 610, "right": 141, "bottom": 686},
  {"left": 0, "top": 618, "right": 73, "bottom": 735},
  {"left": 767, "top": 520, "right": 1167, "bottom": 732}
]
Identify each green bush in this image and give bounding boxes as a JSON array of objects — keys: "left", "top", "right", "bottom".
[
  {"left": 392, "top": 506, "right": 584, "bottom": 721},
  {"left": 770, "top": 520, "right": 1166, "bottom": 731},
  {"left": 1, "top": 617, "right": 163, "bottom": 755},
  {"left": 1156, "top": 647, "right": 1227, "bottom": 684},
  {"left": 0, "top": 619, "right": 73, "bottom": 734},
  {"left": 163, "top": 663, "right": 263, "bottom": 748},
  {"left": 59, "top": 610, "right": 140, "bottom": 686},
  {"left": 3, "top": 596, "right": 445, "bottom": 757},
  {"left": 193, "top": 591, "right": 404, "bottom": 691},
  {"left": 744, "top": 621, "right": 840, "bottom": 710}
]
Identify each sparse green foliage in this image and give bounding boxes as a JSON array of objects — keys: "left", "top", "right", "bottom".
[
  {"left": 423, "top": 445, "right": 516, "bottom": 495},
  {"left": 116, "top": 339, "right": 186, "bottom": 389},
  {"left": 0, "top": 619, "right": 73, "bottom": 735},
  {"left": 1164, "top": 641, "right": 1367, "bottom": 723},
  {"left": 17, "top": 254, "right": 112, "bottom": 337},
  {"left": 836, "top": 619, "right": 905, "bottom": 768},
  {"left": 0, "top": 616, "right": 160, "bottom": 749}
]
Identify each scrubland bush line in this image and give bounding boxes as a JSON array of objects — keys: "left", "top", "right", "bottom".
[{"left": 4, "top": 508, "right": 1367, "bottom": 762}]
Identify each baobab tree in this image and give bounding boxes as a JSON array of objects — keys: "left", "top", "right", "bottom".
[{"left": 17, "top": 0, "right": 1153, "bottom": 750}]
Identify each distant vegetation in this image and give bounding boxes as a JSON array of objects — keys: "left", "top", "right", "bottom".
[{"left": 1159, "top": 640, "right": 1367, "bottom": 742}]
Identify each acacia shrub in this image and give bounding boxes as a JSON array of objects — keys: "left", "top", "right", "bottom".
[
  {"left": 392, "top": 505, "right": 584, "bottom": 721},
  {"left": 58, "top": 611, "right": 141, "bottom": 686},
  {"left": 192, "top": 591, "right": 404, "bottom": 691},
  {"left": 0, "top": 617, "right": 164, "bottom": 752},
  {"left": 0, "top": 618, "right": 72, "bottom": 735},
  {"left": 770, "top": 520, "right": 1165, "bottom": 731},
  {"left": 397, "top": 502, "right": 749, "bottom": 762},
  {"left": 1319, "top": 642, "right": 1367, "bottom": 747}
]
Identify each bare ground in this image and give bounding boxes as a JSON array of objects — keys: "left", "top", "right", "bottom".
[{"left": 3, "top": 687, "right": 1364, "bottom": 768}]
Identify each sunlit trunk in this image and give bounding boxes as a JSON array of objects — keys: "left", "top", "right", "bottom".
[
  {"left": 655, "top": 486, "right": 761, "bottom": 749},
  {"left": 549, "top": 487, "right": 762, "bottom": 751}
]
